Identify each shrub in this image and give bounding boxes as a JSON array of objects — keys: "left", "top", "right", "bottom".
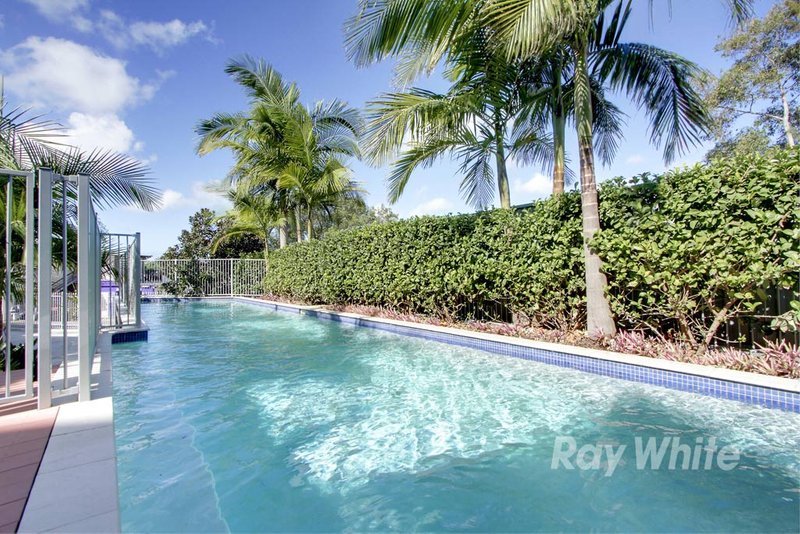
[
  {"left": 594, "top": 149, "right": 800, "bottom": 353},
  {"left": 265, "top": 193, "right": 586, "bottom": 327},
  {"left": 264, "top": 148, "right": 800, "bottom": 348}
]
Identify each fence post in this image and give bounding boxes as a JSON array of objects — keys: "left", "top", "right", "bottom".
[
  {"left": 4, "top": 175, "right": 11, "bottom": 398},
  {"left": 78, "top": 173, "right": 92, "bottom": 402},
  {"left": 230, "top": 259, "right": 235, "bottom": 296},
  {"left": 24, "top": 171, "right": 35, "bottom": 397},
  {"left": 37, "top": 169, "right": 53, "bottom": 410},
  {"left": 133, "top": 232, "right": 141, "bottom": 327}
]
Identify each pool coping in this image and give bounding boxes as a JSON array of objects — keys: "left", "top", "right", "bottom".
[
  {"left": 232, "top": 297, "right": 799, "bottom": 411},
  {"left": 18, "top": 333, "right": 120, "bottom": 533}
]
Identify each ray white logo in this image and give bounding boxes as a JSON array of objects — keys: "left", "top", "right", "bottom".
[{"left": 551, "top": 436, "right": 740, "bottom": 476}]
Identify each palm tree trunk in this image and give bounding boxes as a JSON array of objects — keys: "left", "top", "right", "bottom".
[
  {"left": 552, "top": 110, "right": 566, "bottom": 195},
  {"left": 494, "top": 119, "right": 512, "bottom": 209},
  {"left": 306, "top": 208, "right": 313, "bottom": 241},
  {"left": 279, "top": 212, "right": 288, "bottom": 249},
  {"left": 294, "top": 208, "right": 302, "bottom": 243},
  {"left": 263, "top": 236, "right": 270, "bottom": 267},
  {"left": 574, "top": 41, "right": 616, "bottom": 336},
  {"left": 552, "top": 61, "right": 566, "bottom": 195}
]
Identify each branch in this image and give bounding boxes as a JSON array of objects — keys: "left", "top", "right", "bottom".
[{"left": 713, "top": 104, "right": 784, "bottom": 121}]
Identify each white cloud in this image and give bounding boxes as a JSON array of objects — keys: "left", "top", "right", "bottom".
[
  {"left": 97, "top": 9, "right": 212, "bottom": 53},
  {"left": 159, "top": 189, "right": 185, "bottom": 210},
  {"left": 511, "top": 172, "right": 551, "bottom": 200},
  {"left": 0, "top": 36, "right": 156, "bottom": 115},
  {"left": 21, "top": 0, "right": 92, "bottom": 32},
  {"left": 0, "top": 37, "right": 169, "bottom": 156},
  {"left": 155, "top": 182, "right": 231, "bottom": 212},
  {"left": 625, "top": 154, "right": 645, "bottom": 165},
  {"left": 410, "top": 197, "right": 453, "bottom": 217},
  {"left": 21, "top": 1, "right": 212, "bottom": 52},
  {"left": 71, "top": 15, "right": 93, "bottom": 33},
  {"left": 130, "top": 19, "right": 209, "bottom": 49},
  {"left": 65, "top": 112, "right": 138, "bottom": 153},
  {"left": 21, "top": 0, "right": 88, "bottom": 19}
]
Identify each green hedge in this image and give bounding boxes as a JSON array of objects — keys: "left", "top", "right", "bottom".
[{"left": 264, "top": 149, "right": 800, "bottom": 339}]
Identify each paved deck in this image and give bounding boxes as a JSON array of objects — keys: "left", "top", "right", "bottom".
[{"left": 0, "top": 408, "right": 59, "bottom": 533}]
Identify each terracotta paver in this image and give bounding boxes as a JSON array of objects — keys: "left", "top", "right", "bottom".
[{"left": 0, "top": 407, "right": 58, "bottom": 533}]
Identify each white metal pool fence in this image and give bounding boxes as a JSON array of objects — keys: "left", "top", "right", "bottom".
[
  {"left": 1, "top": 168, "right": 105, "bottom": 408},
  {"left": 142, "top": 259, "right": 268, "bottom": 297},
  {"left": 102, "top": 233, "right": 142, "bottom": 329}
]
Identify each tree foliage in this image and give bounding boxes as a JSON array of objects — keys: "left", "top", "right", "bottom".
[
  {"left": 702, "top": 0, "right": 800, "bottom": 153},
  {"left": 195, "top": 57, "right": 364, "bottom": 244},
  {"left": 594, "top": 148, "right": 799, "bottom": 354},
  {"left": 161, "top": 208, "right": 263, "bottom": 259}
]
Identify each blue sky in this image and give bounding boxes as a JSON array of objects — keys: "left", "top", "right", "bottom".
[{"left": 0, "top": 0, "right": 777, "bottom": 255}]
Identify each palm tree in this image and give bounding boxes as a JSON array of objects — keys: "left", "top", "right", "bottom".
[
  {"left": 211, "top": 183, "right": 285, "bottom": 261},
  {"left": 365, "top": 33, "right": 554, "bottom": 209},
  {"left": 278, "top": 160, "right": 364, "bottom": 240},
  {"left": 345, "top": 0, "right": 746, "bottom": 335},
  {"left": 196, "top": 57, "right": 364, "bottom": 241}
]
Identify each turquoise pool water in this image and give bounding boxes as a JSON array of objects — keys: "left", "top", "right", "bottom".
[{"left": 113, "top": 301, "right": 800, "bottom": 532}]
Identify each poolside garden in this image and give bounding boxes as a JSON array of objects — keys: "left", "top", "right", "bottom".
[{"left": 152, "top": 0, "right": 800, "bottom": 379}]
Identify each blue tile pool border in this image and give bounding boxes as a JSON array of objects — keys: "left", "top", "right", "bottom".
[
  {"left": 111, "top": 329, "right": 148, "bottom": 344},
  {"left": 151, "top": 298, "right": 800, "bottom": 413}
]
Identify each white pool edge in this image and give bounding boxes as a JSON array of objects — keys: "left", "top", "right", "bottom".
[
  {"left": 18, "top": 332, "right": 120, "bottom": 533},
  {"left": 234, "top": 297, "right": 799, "bottom": 395}
]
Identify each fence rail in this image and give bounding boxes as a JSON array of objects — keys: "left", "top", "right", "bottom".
[{"left": 142, "top": 259, "right": 268, "bottom": 297}]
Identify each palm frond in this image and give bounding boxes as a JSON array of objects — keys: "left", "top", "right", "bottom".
[
  {"left": 37, "top": 147, "right": 161, "bottom": 211},
  {"left": 592, "top": 42, "right": 710, "bottom": 163},
  {"left": 344, "top": 0, "right": 475, "bottom": 68},
  {"left": 457, "top": 143, "right": 495, "bottom": 209},
  {"left": 386, "top": 135, "right": 464, "bottom": 203},
  {"left": 364, "top": 88, "right": 476, "bottom": 165}
]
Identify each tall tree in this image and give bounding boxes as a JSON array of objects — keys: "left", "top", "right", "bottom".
[
  {"left": 703, "top": 0, "right": 799, "bottom": 150},
  {"left": 212, "top": 184, "right": 285, "bottom": 261},
  {"left": 346, "top": 0, "right": 715, "bottom": 334},
  {"left": 364, "top": 42, "right": 554, "bottom": 209},
  {"left": 161, "top": 208, "right": 265, "bottom": 260},
  {"left": 196, "top": 57, "right": 364, "bottom": 241}
]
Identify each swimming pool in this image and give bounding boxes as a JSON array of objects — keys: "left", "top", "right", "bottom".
[{"left": 113, "top": 301, "right": 800, "bottom": 532}]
